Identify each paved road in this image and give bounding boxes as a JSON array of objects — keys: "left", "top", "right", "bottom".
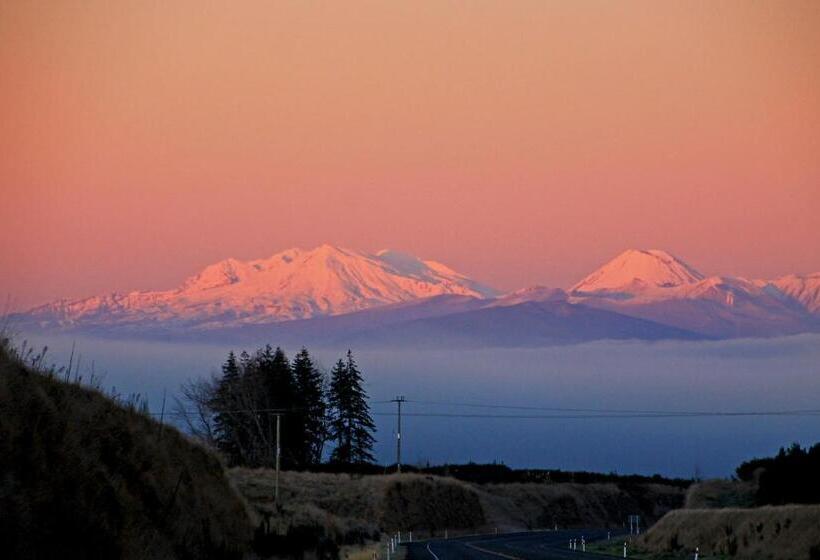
[{"left": 405, "top": 530, "right": 624, "bottom": 560}]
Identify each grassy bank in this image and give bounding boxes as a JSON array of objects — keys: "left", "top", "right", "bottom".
[
  {"left": 636, "top": 505, "right": 820, "bottom": 560},
  {"left": 588, "top": 535, "right": 732, "bottom": 559},
  {"left": 231, "top": 468, "right": 685, "bottom": 541},
  {"left": 684, "top": 480, "right": 756, "bottom": 510},
  {"left": 0, "top": 338, "right": 254, "bottom": 559}
]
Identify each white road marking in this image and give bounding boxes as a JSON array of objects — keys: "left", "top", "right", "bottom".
[
  {"left": 427, "top": 543, "right": 440, "bottom": 560},
  {"left": 464, "top": 542, "right": 523, "bottom": 560}
]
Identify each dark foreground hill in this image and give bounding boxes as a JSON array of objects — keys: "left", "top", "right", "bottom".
[{"left": 0, "top": 339, "right": 253, "bottom": 560}]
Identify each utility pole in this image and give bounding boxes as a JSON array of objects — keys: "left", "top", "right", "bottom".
[
  {"left": 391, "top": 396, "right": 406, "bottom": 472},
  {"left": 275, "top": 413, "right": 281, "bottom": 504}
]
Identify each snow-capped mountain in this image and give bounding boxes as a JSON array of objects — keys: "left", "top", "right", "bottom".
[
  {"left": 22, "top": 245, "right": 498, "bottom": 331},
  {"left": 771, "top": 273, "right": 820, "bottom": 313},
  {"left": 568, "top": 249, "right": 819, "bottom": 337},
  {"left": 16, "top": 245, "right": 818, "bottom": 344},
  {"left": 571, "top": 249, "right": 704, "bottom": 298}
]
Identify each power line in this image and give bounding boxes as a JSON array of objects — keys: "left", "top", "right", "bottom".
[
  {"left": 152, "top": 408, "right": 820, "bottom": 419},
  {"left": 144, "top": 407, "right": 295, "bottom": 416},
  {"left": 405, "top": 397, "right": 708, "bottom": 415},
  {"left": 146, "top": 395, "right": 820, "bottom": 420},
  {"left": 398, "top": 398, "right": 820, "bottom": 417},
  {"left": 370, "top": 410, "right": 820, "bottom": 419}
]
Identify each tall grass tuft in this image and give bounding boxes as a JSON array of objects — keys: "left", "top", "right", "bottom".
[{"left": 0, "top": 335, "right": 254, "bottom": 560}]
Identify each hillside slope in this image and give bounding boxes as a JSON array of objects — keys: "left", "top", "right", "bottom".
[
  {"left": 231, "top": 469, "right": 684, "bottom": 539},
  {"left": 0, "top": 340, "right": 253, "bottom": 560},
  {"left": 773, "top": 273, "right": 820, "bottom": 313},
  {"left": 637, "top": 505, "right": 820, "bottom": 559},
  {"left": 336, "top": 300, "right": 705, "bottom": 348}
]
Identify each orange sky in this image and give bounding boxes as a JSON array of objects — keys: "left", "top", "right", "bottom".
[{"left": 1, "top": 1, "right": 819, "bottom": 309}]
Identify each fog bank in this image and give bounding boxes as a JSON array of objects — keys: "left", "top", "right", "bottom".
[{"left": 18, "top": 332, "right": 820, "bottom": 478}]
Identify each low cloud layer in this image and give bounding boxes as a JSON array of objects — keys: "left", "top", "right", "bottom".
[{"left": 21, "top": 332, "right": 820, "bottom": 478}]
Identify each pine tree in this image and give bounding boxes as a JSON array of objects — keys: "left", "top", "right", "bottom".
[
  {"left": 253, "top": 345, "right": 297, "bottom": 467},
  {"left": 238, "top": 350, "right": 252, "bottom": 370},
  {"left": 328, "top": 350, "right": 376, "bottom": 465},
  {"left": 292, "top": 347, "right": 327, "bottom": 465},
  {"left": 345, "top": 351, "right": 376, "bottom": 464},
  {"left": 202, "top": 345, "right": 339, "bottom": 469},
  {"left": 327, "top": 359, "right": 350, "bottom": 464},
  {"left": 211, "top": 351, "right": 245, "bottom": 465}
]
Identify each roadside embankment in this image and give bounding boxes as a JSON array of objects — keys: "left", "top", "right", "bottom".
[
  {"left": 636, "top": 505, "right": 820, "bottom": 559},
  {"left": 0, "top": 339, "right": 253, "bottom": 560},
  {"left": 231, "top": 468, "right": 685, "bottom": 543}
]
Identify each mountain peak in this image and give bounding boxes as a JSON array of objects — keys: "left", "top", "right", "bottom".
[
  {"left": 571, "top": 249, "right": 704, "bottom": 297},
  {"left": 771, "top": 272, "right": 820, "bottom": 313},
  {"left": 312, "top": 243, "right": 347, "bottom": 255},
  {"left": 25, "top": 244, "right": 498, "bottom": 329}
]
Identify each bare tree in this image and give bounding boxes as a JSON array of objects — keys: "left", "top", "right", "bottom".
[{"left": 175, "top": 375, "right": 218, "bottom": 445}]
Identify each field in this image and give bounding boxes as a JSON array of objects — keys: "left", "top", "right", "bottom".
[{"left": 230, "top": 468, "right": 685, "bottom": 542}]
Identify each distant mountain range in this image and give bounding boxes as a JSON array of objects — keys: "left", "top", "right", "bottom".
[
  {"left": 21, "top": 245, "right": 496, "bottom": 328},
  {"left": 15, "top": 245, "right": 820, "bottom": 347},
  {"left": 568, "top": 249, "right": 819, "bottom": 338}
]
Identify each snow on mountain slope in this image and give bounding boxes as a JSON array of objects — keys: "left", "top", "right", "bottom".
[
  {"left": 771, "top": 273, "right": 820, "bottom": 313},
  {"left": 568, "top": 250, "right": 819, "bottom": 337},
  {"left": 18, "top": 245, "right": 819, "bottom": 342},
  {"left": 22, "top": 245, "right": 498, "bottom": 330},
  {"left": 580, "top": 278, "right": 814, "bottom": 338},
  {"left": 490, "top": 286, "right": 567, "bottom": 307},
  {"left": 571, "top": 249, "right": 704, "bottom": 297}
]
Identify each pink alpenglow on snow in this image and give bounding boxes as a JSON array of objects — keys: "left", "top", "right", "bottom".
[
  {"left": 24, "top": 245, "right": 498, "bottom": 330},
  {"left": 571, "top": 250, "right": 704, "bottom": 297},
  {"left": 17, "top": 246, "right": 820, "bottom": 341}
]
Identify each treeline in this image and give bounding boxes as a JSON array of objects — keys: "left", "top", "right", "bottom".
[
  {"left": 418, "top": 463, "right": 692, "bottom": 487},
  {"left": 181, "top": 346, "right": 376, "bottom": 469},
  {"left": 299, "top": 461, "right": 691, "bottom": 487},
  {"left": 736, "top": 442, "right": 820, "bottom": 505}
]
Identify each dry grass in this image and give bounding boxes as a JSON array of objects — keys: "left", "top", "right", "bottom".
[
  {"left": 231, "top": 469, "right": 485, "bottom": 558},
  {"left": 231, "top": 469, "right": 485, "bottom": 540},
  {"left": 341, "top": 536, "right": 406, "bottom": 560},
  {"left": 637, "top": 505, "right": 820, "bottom": 559},
  {"left": 231, "top": 468, "right": 685, "bottom": 543},
  {"left": 477, "top": 481, "right": 683, "bottom": 531},
  {"left": 685, "top": 480, "right": 757, "bottom": 510},
  {"left": 232, "top": 469, "right": 381, "bottom": 546},
  {"left": 0, "top": 339, "right": 253, "bottom": 560}
]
